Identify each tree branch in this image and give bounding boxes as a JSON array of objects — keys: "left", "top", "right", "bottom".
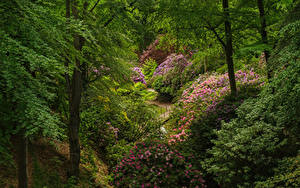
[
  {"left": 204, "top": 20, "right": 226, "bottom": 49},
  {"left": 89, "top": 0, "right": 101, "bottom": 13},
  {"left": 104, "top": 15, "right": 115, "bottom": 27},
  {"left": 103, "top": 0, "right": 138, "bottom": 27}
]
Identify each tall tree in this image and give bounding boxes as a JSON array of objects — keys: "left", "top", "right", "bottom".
[
  {"left": 223, "top": 0, "right": 237, "bottom": 96},
  {"left": 257, "top": 0, "right": 271, "bottom": 79},
  {"left": 157, "top": 0, "right": 238, "bottom": 95},
  {"left": 16, "top": 130, "right": 28, "bottom": 188},
  {"left": 64, "top": 0, "right": 166, "bottom": 180},
  {"left": 0, "top": 0, "right": 66, "bottom": 187},
  {"left": 66, "top": 0, "right": 85, "bottom": 179},
  {"left": 66, "top": 0, "right": 79, "bottom": 179}
]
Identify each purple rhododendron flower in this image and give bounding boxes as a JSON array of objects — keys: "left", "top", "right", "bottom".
[{"left": 153, "top": 54, "right": 192, "bottom": 77}]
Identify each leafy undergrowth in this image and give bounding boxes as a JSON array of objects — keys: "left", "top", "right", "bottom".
[{"left": 0, "top": 138, "right": 112, "bottom": 188}]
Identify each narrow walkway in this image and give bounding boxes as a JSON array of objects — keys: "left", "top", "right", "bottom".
[{"left": 146, "top": 88, "right": 174, "bottom": 121}]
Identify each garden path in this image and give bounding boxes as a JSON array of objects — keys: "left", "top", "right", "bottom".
[{"left": 146, "top": 88, "right": 174, "bottom": 121}]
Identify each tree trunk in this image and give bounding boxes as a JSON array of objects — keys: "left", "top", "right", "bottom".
[
  {"left": 223, "top": 0, "right": 237, "bottom": 96},
  {"left": 204, "top": 56, "right": 207, "bottom": 72},
  {"left": 67, "top": 0, "right": 82, "bottom": 180},
  {"left": 65, "top": 0, "right": 71, "bottom": 94},
  {"left": 257, "top": 0, "right": 271, "bottom": 79},
  {"left": 68, "top": 67, "right": 82, "bottom": 179},
  {"left": 66, "top": 0, "right": 70, "bottom": 19},
  {"left": 16, "top": 129, "right": 28, "bottom": 188}
]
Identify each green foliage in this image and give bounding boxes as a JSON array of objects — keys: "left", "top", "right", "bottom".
[
  {"left": 32, "top": 158, "right": 62, "bottom": 188},
  {"left": 0, "top": 0, "right": 67, "bottom": 165},
  {"left": 205, "top": 56, "right": 300, "bottom": 187},
  {"left": 269, "top": 3, "right": 300, "bottom": 72},
  {"left": 142, "top": 58, "right": 158, "bottom": 82},
  {"left": 80, "top": 78, "right": 161, "bottom": 165},
  {"left": 0, "top": 133, "right": 13, "bottom": 167},
  {"left": 190, "top": 47, "right": 224, "bottom": 74},
  {"left": 255, "top": 155, "right": 300, "bottom": 188},
  {"left": 106, "top": 140, "right": 135, "bottom": 167},
  {"left": 132, "top": 82, "right": 158, "bottom": 101},
  {"left": 152, "top": 75, "right": 164, "bottom": 92},
  {"left": 151, "top": 75, "right": 175, "bottom": 97}
]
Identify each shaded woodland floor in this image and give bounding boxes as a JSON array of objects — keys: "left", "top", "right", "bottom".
[{"left": 0, "top": 138, "right": 112, "bottom": 188}]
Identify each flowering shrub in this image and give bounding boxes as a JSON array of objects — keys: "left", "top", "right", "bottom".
[
  {"left": 150, "top": 54, "right": 192, "bottom": 97},
  {"left": 132, "top": 67, "right": 146, "bottom": 84},
  {"left": 113, "top": 141, "right": 206, "bottom": 187},
  {"left": 182, "top": 91, "right": 257, "bottom": 157},
  {"left": 181, "top": 69, "right": 262, "bottom": 108},
  {"left": 169, "top": 70, "right": 263, "bottom": 144},
  {"left": 153, "top": 54, "right": 191, "bottom": 77}
]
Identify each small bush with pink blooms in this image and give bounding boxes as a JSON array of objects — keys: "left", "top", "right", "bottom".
[{"left": 112, "top": 141, "right": 206, "bottom": 187}]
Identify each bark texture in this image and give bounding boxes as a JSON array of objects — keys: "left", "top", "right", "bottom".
[
  {"left": 223, "top": 0, "right": 237, "bottom": 96},
  {"left": 17, "top": 130, "right": 28, "bottom": 188},
  {"left": 67, "top": 0, "right": 83, "bottom": 179},
  {"left": 257, "top": 0, "right": 271, "bottom": 79}
]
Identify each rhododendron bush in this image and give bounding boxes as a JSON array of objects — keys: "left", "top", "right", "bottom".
[
  {"left": 153, "top": 54, "right": 191, "bottom": 77},
  {"left": 169, "top": 69, "right": 264, "bottom": 144},
  {"left": 150, "top": 54, "right": 192, "bottom": 97},
  {"left": 113, "top": 142, "right": 206, "bottom": 187},
  {"left": 132, "top": 67, "right": 146, "bottom": 84}
]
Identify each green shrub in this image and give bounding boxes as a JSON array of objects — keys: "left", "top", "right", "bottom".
[
  {"left": 255, "top": 155, "right": 300, "bottom": 188},
  {"left": 80, "top": 80, "right": 161, "bottom": 164},
  {"left": 106, "top": 140, "right": 135, "bottom": 167},
  {"left": 142, "top": 58, "right": 158, "bottom": 82},
  {"left": 203, "top": 8, "right": 300, "bottom": 186},
  {"left": 32, "top": 158, "right": 63, "bottom": 188},
  {"left": 204, "top": 59, "right": 300, "bottom": 187},
  {"left": 132, "top": 82, "right": 158, "bottom": 101}
]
